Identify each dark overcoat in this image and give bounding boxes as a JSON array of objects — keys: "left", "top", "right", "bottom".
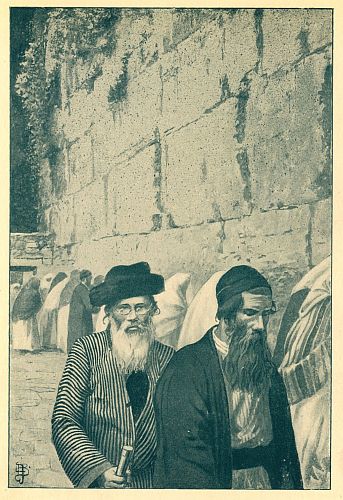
[
  {"left": 153, "top": 330, "right": 303, "bottom": 489},
  {"left": 67, "top": 283, "right": 93, "bottom": 352}
]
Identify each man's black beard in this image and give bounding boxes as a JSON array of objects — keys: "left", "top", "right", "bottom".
[{"left": 223, "top": 323, "right": 274, "bottom": 392}]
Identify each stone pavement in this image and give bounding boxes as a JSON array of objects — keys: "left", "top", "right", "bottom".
[{"left": 9, "top": 349, "right": 71, "bottom": 488}]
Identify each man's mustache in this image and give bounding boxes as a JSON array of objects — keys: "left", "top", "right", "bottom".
[{"left": 124, "top": 322, "right": 149, "bottom": 335}]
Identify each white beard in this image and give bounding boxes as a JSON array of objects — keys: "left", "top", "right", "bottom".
[{"left": 110, "top": 318, "right": 154, "bottom": 374}]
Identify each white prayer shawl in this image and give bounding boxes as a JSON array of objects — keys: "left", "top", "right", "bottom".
[
  {"left": 38, "top": 277, "right": 68, "bottom": 347},
  {"left": 177, "top": 271, "right": 226, "bottom": 350}
]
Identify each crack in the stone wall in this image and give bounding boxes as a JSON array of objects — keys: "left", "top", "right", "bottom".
[
  {"left": 152, "top": 127, "right": 164, "bottom": 231},
  {"left": 234, "top": 75, "right": 251, "bottom": 144},
  {"left": 217, "top": 219, "right": 226, "bottom": 254},
  {"left": 103, "top": 174, "right": 109, "bottom": 228},
  {"left": 306, "top": 204, "right": 315, "bottom": 268},
  {"left": 254, "top": 9, "right": 264, "bottom": 73},
  {"left": 236, "top": 148, "right": 253, "bottom": 213},
  {"left": 315, "top": 63, "right": 332, "bottom": 198},
  {"left": 153, "top": 127, "right": 163, "bottom": 213}
]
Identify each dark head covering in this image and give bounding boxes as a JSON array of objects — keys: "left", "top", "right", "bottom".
[
  {"left": 49, "top": 272, "right": 68, "bottom": 293},
  {"left": 80, "top": 269, "right": 92, "bottom": 281},
  {"left": 12, "top": 277, "right": 42, "bottom": 321},
  {"left": 216, "top": 265, "right": 271, "bottom": 318},
  {"left": 90, "top": 262, "right": 164, "bottom": 307}
]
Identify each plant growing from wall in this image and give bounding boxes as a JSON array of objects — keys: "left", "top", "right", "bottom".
[{"left": 15, "top": 8, "right": 120, "bottom": 208}]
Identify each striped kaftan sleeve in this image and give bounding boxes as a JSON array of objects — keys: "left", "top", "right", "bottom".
[{"left": 51, "top": 339, "right": 112, "bottom": 488}]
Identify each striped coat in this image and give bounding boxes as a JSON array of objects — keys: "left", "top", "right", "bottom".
[{"left": 52, "top": 330, "right": 174, "bottom": 488}]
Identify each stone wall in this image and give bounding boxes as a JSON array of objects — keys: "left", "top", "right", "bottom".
[
  {"left": 40, "top": 8, "right": 332, "bottom": 323},
  {"left": 10, "top": 233, "right": 54, "bottom": 268}
]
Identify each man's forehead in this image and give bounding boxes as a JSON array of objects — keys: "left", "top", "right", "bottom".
[
  {"left": 116, "top": 296, "right": 151, "bottom": 306},
  {"left": 241, "top": 290, "right": 272, "bottom": 309}
]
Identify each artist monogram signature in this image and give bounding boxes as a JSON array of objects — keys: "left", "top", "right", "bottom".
[{"left": 15, "top": 462, "right": 30, "bottom": 485}]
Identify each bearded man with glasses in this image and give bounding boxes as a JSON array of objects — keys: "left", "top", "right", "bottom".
[
  {"left": 153, "top": 265, "right": 303, "bottom": 490},
  {"left": 52, "top": 262, "right": 174, "bottom": 489}
]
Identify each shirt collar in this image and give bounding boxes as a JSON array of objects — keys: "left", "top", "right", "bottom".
[{"left": 212, "top": 327, "right": 229, "bottom": 358}]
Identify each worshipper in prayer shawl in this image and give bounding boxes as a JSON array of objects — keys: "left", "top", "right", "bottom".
[
  {"left": 12, "top": 277, "right": 42, "bottom": 351},
  {"left": 38, "top": 273, "right": 68, "bottom": 349},
  {"left": 273, "top": 256, "right": 331, "bottom": 489},
  {"left": 52, "top": 262, "right": 174, "bottom": 488},
  {"left": 49, "top": 272, "right": 68, "bottom": 294},
  {"left": 57, "top": 270, "right": 80, "bottom": 353},
  {"left": 67, "top": 269, "right": 94, "bottom": 353},
  {"left": 40, "top": 273, "right": 55, "bottom": 302},
  {"left": 10, "top": 283, "right": 22, "bottom": 344},
  {"left": 153, "top": 265, "right": 303, "bottom": 490}
]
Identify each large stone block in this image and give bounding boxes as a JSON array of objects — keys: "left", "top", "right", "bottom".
[
  {"left": 164, "top": 104, "right": 251, "bottom": 227},
  {"left": 222, "top": 9, "right": 258, "bottom": 90},
  {"left": 262, "top": 9, "right": 312, "bottom": 74},
  {"left": 52, "top": 197, "right": 75, "bottom": 247},
  {"left": 306, "top": 9, "right": 332, "bottom": 51},
  {"left": 73, "top": 178, "right": 107, "bottom": 242},
  {"left": 75, "top": 237, "right": 118, "bottom": 276},
  {"left": 67, "top": 134, "right": 94, "bottom": 194},
  {"left": 246, "top": 52, "right": 331, "bottom": 209},
  {"left": 160, "top": 19, "right": 224, "bottom": 131},
  {"left": 107, "top": 144, "right": 160, "bottom": 235},
  {"left": 222, "top": 205, "right": 310, "bottom": 272},
  {"left": 91, "top": 111, "right": 117, "bottom": 178},
  {"left": 310, "top": 197, "right": 331, "bottom": 265},
  {"left": 61, "top": 88, "right": 95, "bottom": 142},
  {"left": 109, "top": 63, "right": 162, "bottom": 156}
]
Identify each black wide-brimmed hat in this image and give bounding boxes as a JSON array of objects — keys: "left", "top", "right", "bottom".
[{"left": 90, "top": 262, "right": 165, "bottom": 307}]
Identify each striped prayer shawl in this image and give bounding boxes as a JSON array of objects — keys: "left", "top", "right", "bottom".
[
  {"left": 279, "top": 296, "right": 331, "bottom": 404},
  {"left": 52, "top": 330, "right": 174, "bottom": 488}
]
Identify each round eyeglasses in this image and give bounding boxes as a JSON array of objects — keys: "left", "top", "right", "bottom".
[{"left": 114, "top": 304, "right": 153, "bottom": 317}]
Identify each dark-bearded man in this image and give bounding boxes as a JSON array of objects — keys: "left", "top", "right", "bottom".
[
  {"left": 52, "top": 262, "right": 174, "bottom": 489},
  {"left": 153, "top": 265, "right": 303, "bottom": 489}
]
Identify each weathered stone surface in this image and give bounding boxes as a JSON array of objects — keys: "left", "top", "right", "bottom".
[
  {"left": 246, "top": 52, "right": 331, "bottom": 210},
  {"left": 262, "top": 9, "right": 311, "bottom": 74},
  {"left": 109, "top": 63, "right": 162, "bottom": 156},
  {"left": 310, "top": 197, "right": 331, "bottom": 265},
  {"left": 61, "top": 89, "right": 95, "bottom": 142},
  {"left": 73, "top": 178, "right": 107, "bottom": 242},
  {"left": 306, "top": 9, "right": 333, "bottom": 51},
  {"left": 52, "top": 197, "right": 75, "bottom": 247},
  {"left": 160, "top": 19, "right": 223, "bottom": 131},
  {"left": 107, "top": 144, "right": 161, "bottom": 235},
  {"left": 164, "top": 103, "right": 251, "bottom": 226},
  {"left": 91, "top": 111, "right": 117, "bottom": 178},
  {"left": 67, "top": 134, "right": 94, "bottom": 195},
  {"left": 222, "top": 9, "right": 258, "bottom": 89}
]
